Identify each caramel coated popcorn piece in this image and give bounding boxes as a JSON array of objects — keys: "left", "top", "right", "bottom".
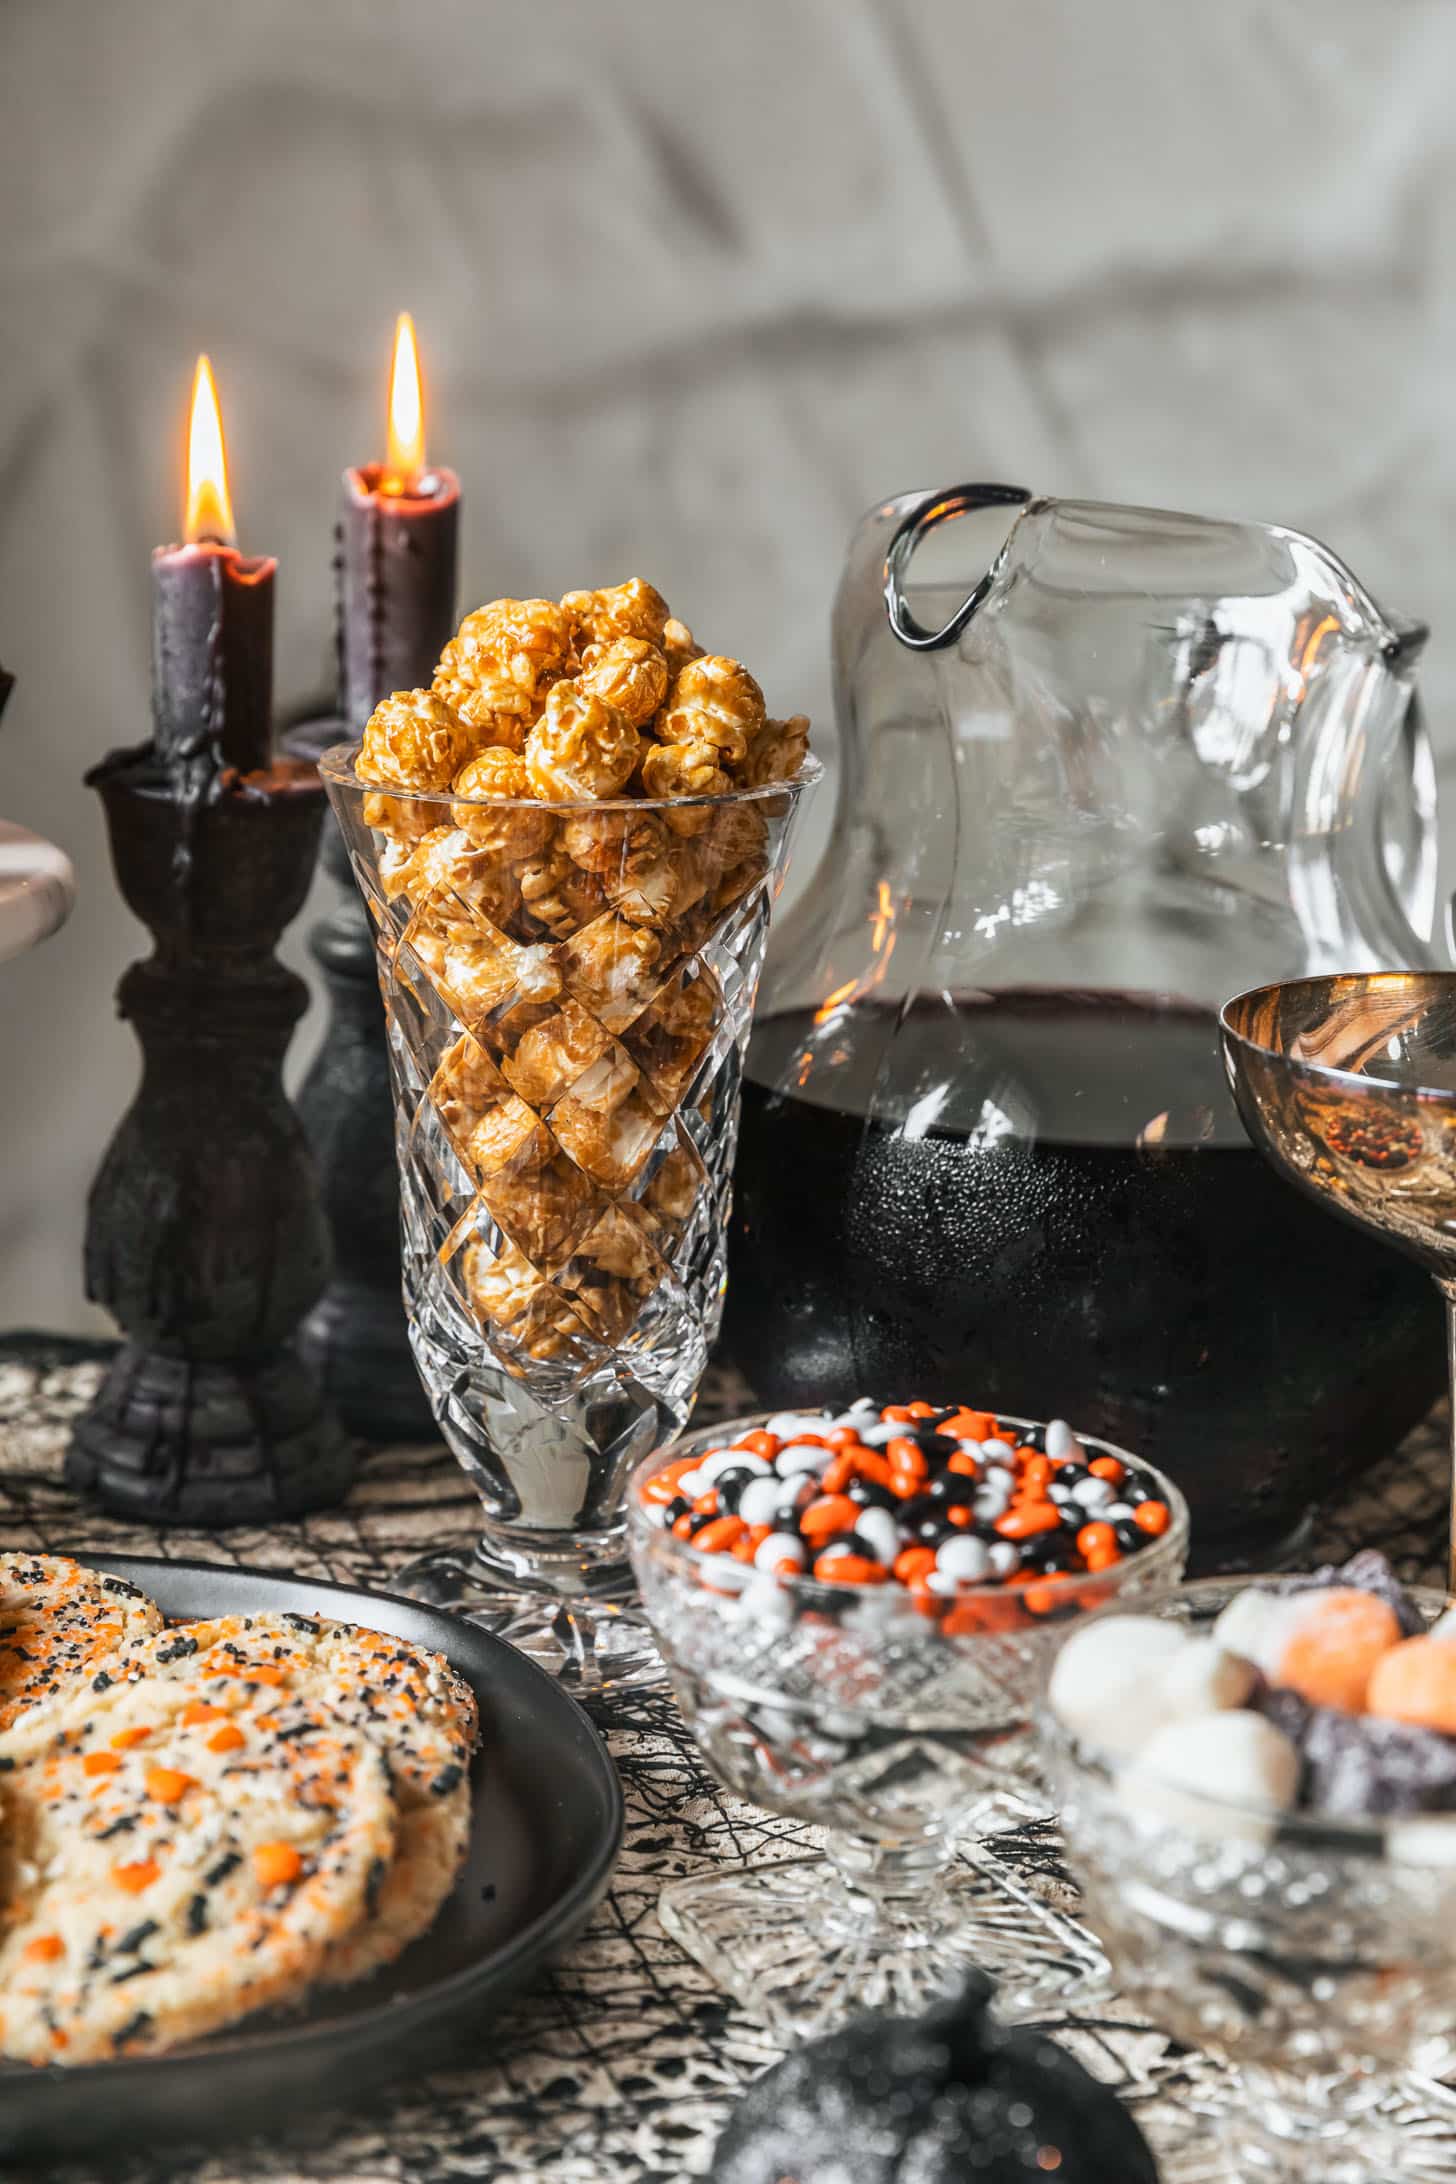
[
  {"left": 605, "top": 841, "right": 711, "bottom": 928},
  {"left": 551, "top": 1089, "right": 663, "bottom": 1190},
  {"left": 662, "top": 617, "right": 703, "bottom": 677},
  {"left": 697, "top": 800, "right": 769, "bottom": 880},
  {"left": 644, "top": 1144, "right": 699, "bottom": 1226},
  {"left": 525, "top": 684, "right": 643, "bottom": 803},
  {"left": 462, "top": 1241, "right": 593, "bottom": 1363},
  {"left": 742, "top": 714, "right": 811, "bottom": 787},
  {"left": 479, "top": 1153, "right": 597, "bottom": 1272},
  {"left": 560, "top": 807, "right": 669, "bottom": 880},
  {"left": 518, "top": 844, "right": 608, "bottom": 938},
  {"left": 660, "top": 656, "right": 765, "bottom": 764},
  {"left": 430, "top": 1033, "right": 510, "bottom": 1142},
  {"left": 562, "top": 579, "right": 670, "bottom": 655},
  {"left": 359, "top": 689, "right": 476, "bottom": 793},
  {"left": 363, "top": 790, "right": 434, "bottom": 849},
  {"left": 398, "top": 827, "right": 521, "bottom": 934},
  {"left": 576, "top": 638, "right": 669, "bottom": 728},
  {"left": 451, "top": 748, "right": 555, "bottom": 862},
  {"left": 560, "top": 914, "right": 663, "bottom": 1032},
  {"left": 580, "top": 1205, "right": 659, "bottom": 1282},
  {"left": 638, "top": 739, "right": 730, "bottom": 835},
  {"left": 501, "top": 1001, "right": 611, "bottom": 1109}
]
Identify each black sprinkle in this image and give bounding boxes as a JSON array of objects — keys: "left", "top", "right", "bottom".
[
  {"left": 431, "top": 1765, "right": 464, "bottom": 1798},
  {"left": 205, "top": 1851, "right": 242, "bottom": 1887},
  {"left": 113, "top": 2012, "right": 153, "bottom": 2049},
  {"left": 92, "top": 1670, "right": 113, "bottom": 1692},
  {"left": 0, "top": 1756, "right": 14, "bottom": 1774},
  {"left": 96, "top": 1814, "right": 137, "bottom": 1840},
  {"left": 115, "top": 1919, "right": 158, "bottom": 1956},
  {"left": 365, "top": 1857, "right": 386, "bottom": 1916},
  {"left": 110, "top": 1962, "right": 155, "bottom": 1985},
  {"left": 187, "top": 1894, "right": 209, "bottom": 1936},
  {"left": 271, "top": 1722, "right": 318, "bottom": 1742},
  {"left": 155, "top": 1635, "right": 199, "bottom": 1665},
  {"left": 102, "top": 1578, "right": 144, "bottom": 1600},
  {"left": 283, "top": 1615, "right": 319, "bottom": 1633}
]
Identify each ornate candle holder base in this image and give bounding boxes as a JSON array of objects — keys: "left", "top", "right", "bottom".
[
  {"left": 72, "top": 755, "right": 357, "bottom": 1526},
  {"left": 67, "top": 1342, "right": 355, "bottom": 1526},
  {"left": 286, "top": 715, "right": 433, "bottom": 1445},
  {"left": 396, "top": 1540, "right": 660, "bottom": 1694}
]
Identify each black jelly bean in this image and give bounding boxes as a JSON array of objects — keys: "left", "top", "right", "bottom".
[
  {"left": 1013, "top": 1423, "right": 1046, "bottom": 1452},
  {"left": 1114, "top": 1519, "right": 1145, "bottom": 1553},
  {"left": 1121, "top": 1481, "right": 1150, "bottom": 1506},
  {"left": 687, "top": 1508, "right": 720, "bottom": 1537},
  {"left": 712, "top": 1466, "right": 757, "bottom": 1513},
  {"left": 1056, "top": 1462, "right": 1090, "bottom": 1489},
  {"left": 663, "top": 1495, "right": 690, "bottom": 1526},
  {"left": 898, "top": 1494, "right": 938, "bottom": 1526},
  {"left": 848, "top": 1479, "right": 898, "bottom": 1510},
  {"left": 774, "top": 1503, "right": 808, "bottom": 1532},
  {"left": 913, "top": 1515, "right": 951, "bottom": 1546}
]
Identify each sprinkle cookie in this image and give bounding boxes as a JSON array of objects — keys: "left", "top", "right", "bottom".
[
  {"left": 0, "top": 1675, "right": 396, "bottom": 2064},
  {"left": 0, "top": 1555, "right": 164, "bottom": 1732},
  {"left": 84, "top": 1611, "right": 478, "bottom": 1984}
]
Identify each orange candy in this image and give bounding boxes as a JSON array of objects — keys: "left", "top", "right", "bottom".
[
  {"left": 813, "top": 1554, "right": 888, "bottom": 1585},
  {"left": 1089, "top": 1456, "right": 1125, "bottom": 1484},
  {"left": 1075, "top": 1522, "right": 1116, "bottom": 1561},
  {"left": 1277, "top": 1589, "right": 1402, "bottom": 1713},
  {"left": 1368, "top": 1636, "right": 1456, "bottom": 1735},
  {"left": 1134, "top": 1500, "right": 1171, "bottom": 1536},
  {"left": 893, "top": 1546, "right": 937, "bottom": 1585},
  {"left": 995, "top": 1503, "right": 1061, "bottom": 1539},
  {"left": 693, "top": 1515, "right": 746, "bottom": 1554},
  {"left": 738, "top": 1431, "right": 780, "bottom": 1459},
  {"left": 799, "top": 1494, "right": 860, "bottom": 1541}
]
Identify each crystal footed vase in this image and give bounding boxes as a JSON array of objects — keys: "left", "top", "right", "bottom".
[{"left": 322, "top": 749, "right": 818, "bottom": 1687}]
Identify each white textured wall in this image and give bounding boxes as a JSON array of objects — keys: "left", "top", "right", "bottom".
[{"left": 2, "top": 0, "right": 1455, "bottom": 1334}]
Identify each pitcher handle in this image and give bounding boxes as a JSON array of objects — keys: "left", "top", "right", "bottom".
[{"left": 883, "top": 482, "right": 1033, "bottom": 651}]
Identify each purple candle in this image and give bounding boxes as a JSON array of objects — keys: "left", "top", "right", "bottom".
[
  {"left": 151, "top": 356, "right": 275, "bottom": 777},
  {"left": 336, "top": 314, "right": 459, "bottom": 730}
]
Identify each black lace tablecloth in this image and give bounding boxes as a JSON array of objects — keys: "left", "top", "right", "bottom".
[{"left": 0, "top": 1332, "right": 1448, "bottom": 2183}]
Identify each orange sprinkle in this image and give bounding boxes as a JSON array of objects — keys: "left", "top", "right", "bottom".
[
  {"left": 1134, "top": 1499, "right": 1171, "bottom": 1536},
  {"left": 144, "top": 1766, "right": 195, "bottom": 1805},
  {"left": 82, "top": 1751, "right": 120, "bottom": 1777},
  {"left": 109, "top": 1725, "right": 152, "bottom": 1750},
  {"left": 208, "top": 1723, "right": 246, "bottom": 1754},
  {"left": 180, "top": 1700, "right": 225, "bottom": 1726},
  {"left": 253, "top": 1841, "right": 304, "bottom": 1889},
  {"left": 113, "top": 1859, "right": 161, "bottom": 1894},
  {"left": 22, "top": 1933, "right": 64, "bottom": 1963}
]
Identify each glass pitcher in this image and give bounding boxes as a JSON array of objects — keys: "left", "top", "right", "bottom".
[{"left": 724, "top": 487, "right": 1443, "bottom": 1565}]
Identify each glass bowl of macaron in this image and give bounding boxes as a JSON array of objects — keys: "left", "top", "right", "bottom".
[
  {"left": 1037, "top": 1553, "right": 1456, "bottom": 2182},
  {"left": 626, "top": 1395, "right": 1188, "bottom": 2038}
]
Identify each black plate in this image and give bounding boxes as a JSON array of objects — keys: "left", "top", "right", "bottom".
[{"left": 0, "top": 1556, "right": 624, "bottom": 2161}]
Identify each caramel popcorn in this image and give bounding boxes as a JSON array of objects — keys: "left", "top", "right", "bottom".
[
  {"left": 742, "top": 714, "right": 812, "bottom": 788},
  {"left": 576, "top": 638, "right": 669, "bottom": 728},
  {"left": 525, "top": 684, "right": 643, "bottom": 803},
  {"left": 562, "top": 579, "right": 670, "bottom": 655},
  {"left": 560, "top": 806, "right": 669, "bottom": 880},
  {"left": 517, "top": 844, "right": 607, "bottom": 938},
  {"left": 451, "top": 748, "right": 555, "bottom": 862},
  {"left": 359, "top": 688, "right": 476, "bottom": 794},
  {"left": 660, "top": 656, "right": 766, "bottom": 764},
  {"left": 353, "top": 575, "right": 811, "bottom": 1384}
]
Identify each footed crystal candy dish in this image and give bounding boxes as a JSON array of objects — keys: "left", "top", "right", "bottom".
[{"left": 323, "top": 749, "right": 817, "bottom": 1688}]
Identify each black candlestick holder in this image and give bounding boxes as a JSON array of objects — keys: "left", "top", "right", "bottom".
[
  {"left": 284, "top": 712, "right": 432, "bottom": 1441},
  {"left": 68, "top": 752, "right": 357, "bottom": 1523}
]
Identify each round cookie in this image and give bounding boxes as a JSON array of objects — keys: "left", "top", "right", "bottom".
[
  {"left": 0, "top": 1554, "right": 164, "bottom": 1730},
  {"left": 0, "top": 1674, "right": 396, "bottom": 2063},
  {"left": 86, "top": 1611, "right": 477, "bottom": 1984}
]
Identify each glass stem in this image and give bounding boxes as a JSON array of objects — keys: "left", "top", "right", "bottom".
[
  {"left": 1439, "top": 1277, "right": 1456, "bottom": 1598},
  {"left": 821, "top": 1835, "right": 950, "bottom": 1923}
]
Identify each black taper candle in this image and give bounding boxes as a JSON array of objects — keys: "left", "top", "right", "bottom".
[
  {"left": 150, "top": 541, "right": 275, "bottom": 775},
  {"left": 338, "top": 463, "right": 460, "bottom": 726}
]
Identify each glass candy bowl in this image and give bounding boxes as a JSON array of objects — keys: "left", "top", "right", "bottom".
[
  {"left": 627, "top": 1409, "right": 1188, "bottom": 2039},
  {"left": 1041, "top": 1579, "right": 1456, "bottom": 2183},
  {"left": 322, "top": 750, "right": 819, "bottom": 1687}
]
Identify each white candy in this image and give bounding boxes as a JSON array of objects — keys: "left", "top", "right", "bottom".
[
  {"left": 675, "top": 1469, "right": 708, "bottom": 1501},
  {"left": 935, "top": 1535, "right": 991, "bottom": 1584},
  {"left": 980, "top": 1438, "right": 1016, "bottom": 1462},
  {"left": 754, "top": 1531, "right": 806, "bottom": 1573},
  {"left": 1045, "top": 1419, "right": 1081, "bottom": 1461},
  {"left": 857, "top": 1422, "right": 900, "bottom": 1448},
  {"left": 700, "top": 1448, "right": 773, "bottom": 1482},
  {"left": 1116, "top": 1712, "right": 1300, "bottom": 1845},
  {"left": 1071, "top": 1478, "right": 1116, "bottom": 1511},
  {"left": 1101, "top": 1502, "right": 1136, "bottom": 1525},
  {"left": 973, "top": 1484, "right": 1011, "bottom": 1521},
  {"left": 1430, "top": 1607, "right": 1456, "bottom": 1645},
  {"left": 775, "top": 1443, "right": 834, "bottom": 1478},
  {"left": 1158, "top": 1638, "right": 1257, "bottom": 1718},
  {"left": 1388, "top": 1818, "right": 1456, "bottom": 1867},
  {"left": 766, "top": 1411, "right": 834, "bottom": 1441},
  {"left": 988, "top": 1541, "right": 1021, "bottom": 1578},
  {"left": 1211, "top": 1589, "right": 1308, "bottom": 1677},
  {"left": 741, "top": 1572, "right": 795, "bottom": 1626},
  {"left": 1048, "top": 1615, "right": 1190, "bottom": 1757},
  {"left": 853, "top": 1507, "right": 902, "bottom": 1565},
  {"left": 738, "top": 1476, "right": 786, "bottom": 1528}
]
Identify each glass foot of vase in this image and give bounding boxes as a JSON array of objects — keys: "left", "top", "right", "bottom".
[
  {"left": 396, "top": 1543, "right": 664, "bottom": 1694},
  {"left": 657, "top": 1850, "right": 1109, "bottom": 2042},
  {"left": 1189, "top": 2072, "right": 1456, "bottom": 2184}
]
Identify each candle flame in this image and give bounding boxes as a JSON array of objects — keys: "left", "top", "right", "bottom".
[
  {"left": 184, "top": 354, "right": 235, "bottom": 546},
  {"left": 383, "top": 312, "right": 425, "bottom": 490},
  {"left": 811, "top": 882, "right": 900, "bottom": 1026}
]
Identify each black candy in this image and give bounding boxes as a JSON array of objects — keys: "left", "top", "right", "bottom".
[{"left": 712, "top": 1466, "right": 758, "bottom": 1513}]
